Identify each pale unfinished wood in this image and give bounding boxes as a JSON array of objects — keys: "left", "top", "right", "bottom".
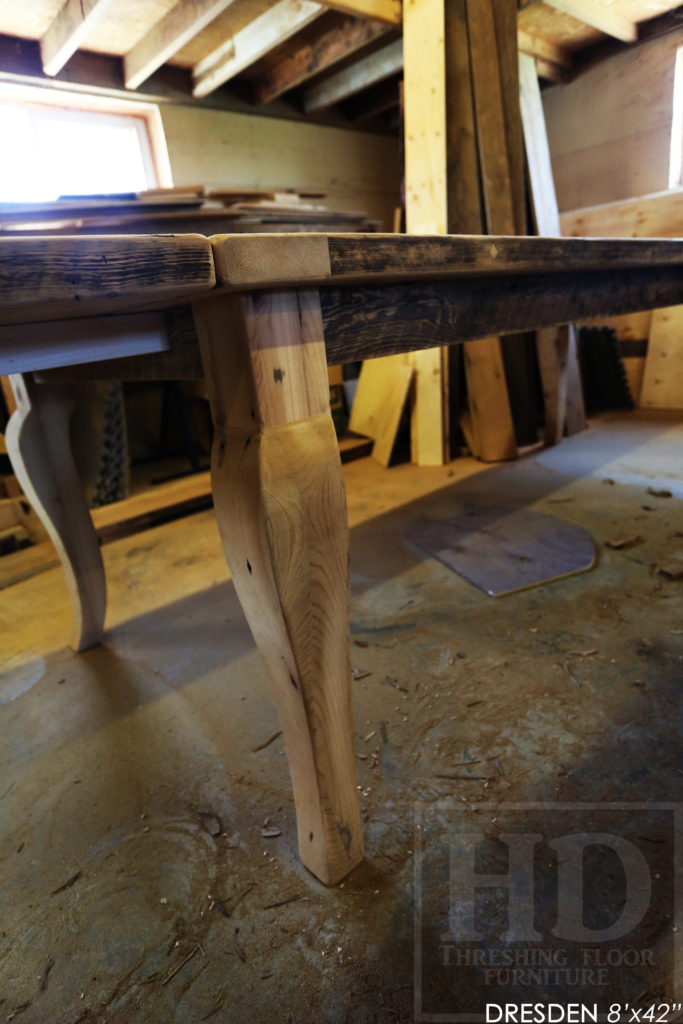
[
  {"left": 4, "top": 375, "right": 106, "bottom": 651},
  {"left": 323, "top": 0, "right": 401, "bottom": 23},
  {"left": 40, "top": 0, "right": 117, "bottom": 76},
  {"left": 560, "top": 189, "right": 683, "bottom": 238},
  {"left": 517, "top": 28, "right": 571, "bottom": 70},
  {"left": 303, "top": 37, "right": 402, "bottom": 113},
  {"left": 641, "top": 306, "right": 683, "bottom": 409},
  {"left": 403, "top": 0, "right": 448, "bottom": 466},
  {"left": 192, "top": 0, "right": 324, "bottom": 98},
  {"left": 371, "top": 362, "right": 413, "bottom": 466},
  {"left": 543, "top": 0, "right": 637, "bottom": 41},
  {"left": 211, "top": 234, "right": 331, "bottom": 292},
  {"left": 0, "top": 235, "right": 215, "bottom": 326},
  {"left": 348, "top": 352, "right": 412, "bottom": 462},
  {"left": 192, "top": 288, "right": 363, "bottom": 885},
  {"left": 124, "top": 0, "right": 239, "bottom": 89}
]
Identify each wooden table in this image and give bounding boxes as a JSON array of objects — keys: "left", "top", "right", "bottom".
[{"left": 2, "top": 231, "right": 683, "bottom": 886}]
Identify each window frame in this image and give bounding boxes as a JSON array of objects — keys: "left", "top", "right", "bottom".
[{"left": 0, "top": 81, "right": 173, "bottom": 201}]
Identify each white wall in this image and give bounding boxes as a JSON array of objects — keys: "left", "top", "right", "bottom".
[
  {"left": 543, "top": 27, "right": 683, "bottom": 211},
  {"left": 159, "top": 103, "right": 400, "bottom": 229}
]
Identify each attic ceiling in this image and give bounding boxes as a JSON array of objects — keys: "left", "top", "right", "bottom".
[{"left": 0, "top": 0, "right": 681, "bottom": 132}]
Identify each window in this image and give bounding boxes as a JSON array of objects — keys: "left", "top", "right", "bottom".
[{"left": 0, "top": 84, "right": 172, "bottom": 203}]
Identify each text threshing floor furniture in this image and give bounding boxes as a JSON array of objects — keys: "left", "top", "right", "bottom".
[{"left": 2, "top": 231, "right": 683, "bottom": 885}]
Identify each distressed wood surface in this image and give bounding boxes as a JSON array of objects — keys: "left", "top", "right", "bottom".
[
  {"left": 0, "top": 235, "right": 215, "bottom": 326},
  {"left": 193, "top": 288, "right": 363, "bottom": 885},
  {"left": 212, "top": 233, "right": 683, "bottom": 291},
  {"left": 319, "top": 265, "right": 683, "bottom": 363}
]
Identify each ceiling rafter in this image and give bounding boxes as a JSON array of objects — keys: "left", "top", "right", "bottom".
[
  {"left": 253, "top": 15, "right": 394, "bottom": 106},
  {"left": 124, "top": 0, "right": 240, "bottom": 91},
  {"left": 303, "top": 36, "right": 402, "bottom": 113},
  {"left": 543, "top": 0, "right": 637, "bottom": 42},
  {"left": 323, "top": 0, "right": 401, "bottom": 24},
  {"left": 192, "top": 0, "right": 324, "bottom": 98},
  {"left": 40, "top": 0, "right": 117, "bottom": 77}
]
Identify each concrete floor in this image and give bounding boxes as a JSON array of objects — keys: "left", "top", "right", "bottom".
[{"left": 0, "top": 411, "right": 681, "bottom": 1023}]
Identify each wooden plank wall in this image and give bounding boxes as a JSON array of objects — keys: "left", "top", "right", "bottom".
[
  {"left": 158, "top": 103, "right": 401, "bottom": 230},
  {"left": 543, "top": 26, "right": 683, "bottom": 211}
]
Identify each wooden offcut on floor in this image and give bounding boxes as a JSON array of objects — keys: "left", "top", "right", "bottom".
[{"left": 0, "top": 411, "right": 681, "bottom": 1023}]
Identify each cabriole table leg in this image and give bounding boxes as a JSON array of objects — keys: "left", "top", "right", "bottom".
[
  {"left": 4, "top": 374, "right": 106, "bottom": 651},
  {"left": 193, "top": 289, "right": 363, "bottom": 885}
]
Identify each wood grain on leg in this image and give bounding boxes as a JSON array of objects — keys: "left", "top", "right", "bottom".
[
  {"left": 193, "top": 289, "right": 363, "bottom": 885},
  {"left": 4, "top": 374, "right": 106, "bottom": 651}
]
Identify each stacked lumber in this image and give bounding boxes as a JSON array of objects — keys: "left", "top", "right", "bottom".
[{"left": 0, "top": 185, "right": 380, "bottom": 236}]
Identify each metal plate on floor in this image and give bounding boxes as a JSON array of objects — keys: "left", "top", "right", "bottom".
[{"left": 405, "top": 506, "right": 596, "bottom": 597}]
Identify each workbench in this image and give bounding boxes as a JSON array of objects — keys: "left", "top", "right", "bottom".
[{"left": 2, "top": 231, "right": 683, "bottom": 885}]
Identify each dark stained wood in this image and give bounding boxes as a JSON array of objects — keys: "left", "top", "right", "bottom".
[
  {"left": 0, "top": 236, "right": 215, "bottom": 325},
  {"left": 491, "top": 0, "right": 526, "bottom": 236},
  {"left": 323, "top": 234, "right": 683, "bottom": 284},
  {"left": 445, "top": 0, "right": 483, "bottom": 236},
  {"left": 252, "top": 14, "right": 393, "bottom": 105},
  {"left": 319, "top": 265, "right": 683, "bottom": 363}
]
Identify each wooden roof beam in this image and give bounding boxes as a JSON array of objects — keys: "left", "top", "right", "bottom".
[
  {"left": 253, "top": 16, "right": 394, "bottom": 105},
  {"left": 322, "top": 0, "right": 401, "bottom": 24},
  {"left": 517, "top": 28, "right": 570, "bottom": 69},
  {"left": 192, "top": 0, "right": 324, "bottom": 98},
  {"left": 301, "top": 25, "right": 566, "bottom": 114},
  {"left": 303, "top": 36, "right": 402, "bottom": 113},
  {"left": 124, "top": 0, "right": 239, "bottom": 91},
  {"left": 40, "top": 0, "right": 116, "bottom": 76},
  {"left": 543, "top": 0, "right": 637, "bottom": 43}
]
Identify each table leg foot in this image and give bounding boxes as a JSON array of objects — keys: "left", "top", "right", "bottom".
[
  {"left": 5, "top": 375, "right": 106, "bottom": 651},
  {"left": 194, "top": 290, "right": 363, "bottom": 885}
]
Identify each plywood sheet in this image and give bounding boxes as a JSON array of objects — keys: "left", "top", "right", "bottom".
[{"left": 406, "top": 505, "right": 596, "bottom": 596}]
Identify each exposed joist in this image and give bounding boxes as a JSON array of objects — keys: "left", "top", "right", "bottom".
[
  {"left": 253, "top": 16, "right": 393, "bottom": 105},
  {"left": 517, "top": 28, "right": 570, "bottom": 69},
  {"left": 543, "top": 0, "right": 637, "bottom": 43},
  {"left": 534, "top": 56, "right": 568, "bottom": 82},
  {"left": 124, "top": 0, "right": 239, "bottom": 91},
  {"left": 40, "top": 0, "right": 116, "bottom": 77},
  {"left": 303, "top": 36, "right": 402, "bottom": 113},
  {"left": 193, "top": 0, "right": 324, "bottom": 98},
  {"left": 323, "top": 0, "right": 401, "bottom": 24},
  {"left": 299, "top": 24, "right": 569, "bottom": 114}
]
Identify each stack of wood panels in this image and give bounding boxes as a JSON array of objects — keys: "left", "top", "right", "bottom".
[{"left": 0, "top": 185, "right": 380, "bottom": 236}]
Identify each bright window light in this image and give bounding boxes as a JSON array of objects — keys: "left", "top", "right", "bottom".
[{"left": 0, "top": 102, "right": 158, "bottom": 202}]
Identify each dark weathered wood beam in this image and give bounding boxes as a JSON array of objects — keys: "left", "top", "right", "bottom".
[
  {"left": 252, "top": 15, "right": 393, "bottom": 105},
  {"left": 319, "top": 265, "right": 683, "bottom": 363}
]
